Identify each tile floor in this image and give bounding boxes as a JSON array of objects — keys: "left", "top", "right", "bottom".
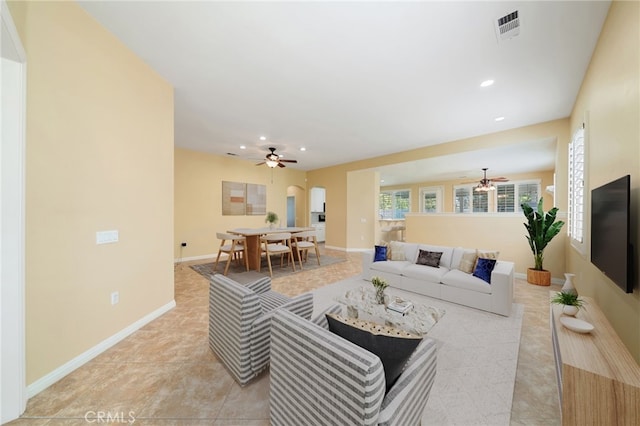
[{"left": 11, "top": 246, "right": 561, "bottom": 425}]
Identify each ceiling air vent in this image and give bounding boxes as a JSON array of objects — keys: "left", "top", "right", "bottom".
[{"left": 495, "top": 10, "right": 520, "bottom": 42}]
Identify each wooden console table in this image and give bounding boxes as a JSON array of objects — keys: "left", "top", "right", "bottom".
[{"left": 550, "top": 292, "right": 640, "bottom": 425}]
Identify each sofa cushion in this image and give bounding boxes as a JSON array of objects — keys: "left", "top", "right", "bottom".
[
  {"left": 388, "top": 241, "right": 406, "bottom": 261},
  {"left": 374, "top": 245, "right": 388, "bottom": 262},
  {"left": 326, "top": 313, "right": 422, "bottom": 392},
  {"left": 388, "top": 241, "right": 419, "bottom": 262},
  {"left": 417, "top": 244, "right": 454, "bottom": 268},
  {"left": 370, "top": 260, "right": 412, "bottom": 275},
  {"left": 441, "top": 269, "right": 492, "bottom": 294},
  {"left": 402, "top": 263, "right": 449, "bottom": 282},
  {"left": 473, "top": 258, "right": 497, "bottom": 283},
  {"left": 416, "top": 250, "right": 443, "bottom": 267},
  {"left": 457, "top": 249, "right": 478, "bottom": 274}
]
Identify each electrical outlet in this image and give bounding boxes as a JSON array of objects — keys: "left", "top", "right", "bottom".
[
  {"left": 111, "top": 291, "right": 119, "bottom": 305},
  {"left": 181, "top": 242, "right": 187, "bottom": 247}
]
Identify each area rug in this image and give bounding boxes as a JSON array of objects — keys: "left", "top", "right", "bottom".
[
  {"left": 311, "top": 277, "right": 524, "bottom": 425},
  {"left": 190, "top": 254, "right": 346, "bottom": 281}
]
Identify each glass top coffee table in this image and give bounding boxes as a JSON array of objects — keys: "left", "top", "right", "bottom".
[{"left": 335, "top": 286, "right": 445, "bottom": 335}]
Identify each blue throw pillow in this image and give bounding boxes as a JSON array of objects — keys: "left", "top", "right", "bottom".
[
  {"left": 374, "top": 245, "right": 387, "bottom": 262},
  {"left": 473, "top": 258, "right": 497, "bottom": 283}
]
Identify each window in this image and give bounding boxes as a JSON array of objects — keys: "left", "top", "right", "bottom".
[
  {"left": 496, "top": 181, "right": 540, "bottom": 212},
  {"left": 419, "top": 186, "right": 443, "bottom": 213},
  {"left": 379, "top": 189, "right": 410, "bottom": 219},
  {"left": 454, "top": 186, "right": 488, "bottom": 213},
  {"left": 569, "top": 125, "right": 586, "bottom": 251}
]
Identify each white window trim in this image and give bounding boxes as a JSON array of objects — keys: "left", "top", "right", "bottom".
[
  {"left": 493, "top": 179, "right": 542, "bottom": 213},
  {"left": 569, "top": 124, "right": 587, "bottom": 255},
  {"left": 379, "top": 188, "right": 411, "bottom": 219},
  {"left": 419, "top": 185, "right": 444, "bottom": 213},
  {"left": 453, "top": 184, "right": 490, "bottom": 213}
]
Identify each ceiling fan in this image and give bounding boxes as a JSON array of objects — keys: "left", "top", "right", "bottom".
[
  {"left": 463, "top": 168, "right": 509, "bottom": 192},
  {"left": 255, "top": 147, "right": 298, "bottom": 168}
]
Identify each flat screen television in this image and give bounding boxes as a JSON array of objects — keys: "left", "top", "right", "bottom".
[{"left": 590, "top": 175, "right": 633, "bottom": 293}]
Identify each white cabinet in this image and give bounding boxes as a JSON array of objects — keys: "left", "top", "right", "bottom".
[
  {"left": 312, "top": 224, "right": 326, "bottom": 242},
  {"left": 311, "top": 188, "right": 325, "bottom": 212}
]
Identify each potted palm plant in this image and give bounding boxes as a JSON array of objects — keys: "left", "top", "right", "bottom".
[{"left": 522, "top": 198, "right": 564, "bottom": 286}]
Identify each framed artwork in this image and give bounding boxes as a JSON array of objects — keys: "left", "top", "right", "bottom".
[
  {"left": 246, "top": 183, "right": 266, "bottom": 215},
  {"left": 222, "top": 181, "right": 267, "bottom": 216},
  {"left": 222, "top": 181, "right": 246, "bottom": 215}
]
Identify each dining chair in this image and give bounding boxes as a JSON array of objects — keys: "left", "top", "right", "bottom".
[
  {"left": 214, "top": 232, "right": 249, "bottom": 275},
  {"left": 259, "top": 232, "right": 295, "bottom": 277},
  {"left": 291, "top": 230, "right": 321, "bottom": 270}
]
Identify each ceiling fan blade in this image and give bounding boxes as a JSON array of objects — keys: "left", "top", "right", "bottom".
[
  {"left": 490, "top": 177, "right": 509, "bottom": 182},
  {"left": 255, "top": 161, "right": 265, "bottom": 166},
  {"left": 279, "top": 159, "right": 298, "bottom": 163},
  {"left": 278, "top": 162, "right": 286, "bottom": 168}
]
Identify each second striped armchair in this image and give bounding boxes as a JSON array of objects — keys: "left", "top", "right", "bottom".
[{"left": 208, "top": 274, "right": 314, "bottom": 386}]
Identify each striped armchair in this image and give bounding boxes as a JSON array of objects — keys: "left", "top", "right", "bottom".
[
  {"left": 208, "top": 274, "right": 313, "bottom": 386},
  {"left": 270, "top": 308, "right": 437, "bottom": 426}
]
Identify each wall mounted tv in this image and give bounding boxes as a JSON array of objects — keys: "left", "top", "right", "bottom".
[{"left": 590, "top": 174, "right": 633, "bottom": 293}]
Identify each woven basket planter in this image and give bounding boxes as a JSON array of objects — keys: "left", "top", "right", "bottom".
[{"left": 527, "top": 268, "right": 551, "bottom": 286}]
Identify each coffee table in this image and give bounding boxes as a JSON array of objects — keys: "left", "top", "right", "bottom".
[{"left": 335, "top": 286, "right": 445, "bottom": 335}]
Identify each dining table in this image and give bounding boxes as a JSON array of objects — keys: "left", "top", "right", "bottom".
[{"left": 227, "top": 227, "right": 313, "bottom": 271}]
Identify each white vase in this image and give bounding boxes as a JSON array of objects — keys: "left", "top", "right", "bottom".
[
  {"left": 562, "top": 305, "right": 579, "bottom": 316},
  {"left": 562, "top": 273, "right": 577, "bottom": 296}
]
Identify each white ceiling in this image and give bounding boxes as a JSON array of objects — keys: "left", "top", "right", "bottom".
[{"left": 79, "top": 1, "right": 610, "bottom": 184}]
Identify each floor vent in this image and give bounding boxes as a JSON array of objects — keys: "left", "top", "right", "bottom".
[{"left": 495, "top": 10, "right": 520, "bottom": 42}]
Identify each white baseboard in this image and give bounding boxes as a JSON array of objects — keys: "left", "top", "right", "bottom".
[
  {"left": 174, "top": 253, "right": 215, "bottom": 263},
  {"left": 26, "top": 300, "right": 176, "bottom": 398}
]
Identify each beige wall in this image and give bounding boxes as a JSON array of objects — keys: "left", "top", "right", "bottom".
[
  {"left": 346, "top": 170, "right": 379, "bottom": 249},
  {"left": 565, "top": 0, "right": 640, "bottom": 362},
  {"left": 174, "top": 148, "right": 307, "bottom": 259},
  {"left": 308, "top": 119, "right": 568, "bottom": 250},
  {"left": 10, "top": 1, "right": 175, "bottom": 384},
  {"left": 405, "top": 214, "right": 566, "bottom": 279},
  {"left": 287, "top": 185, "right": 306, "bottom": 227},
  {"left": 376, "top": 170, "right": 563, "bottom": 277}
]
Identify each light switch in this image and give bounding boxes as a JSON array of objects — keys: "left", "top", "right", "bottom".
[{"left": 96, "top": 230, "right": 119, "bottom": 244}]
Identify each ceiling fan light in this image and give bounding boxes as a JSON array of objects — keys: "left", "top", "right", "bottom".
[{"left": 265, "top": 159, "right": 279, "bottom": 168}]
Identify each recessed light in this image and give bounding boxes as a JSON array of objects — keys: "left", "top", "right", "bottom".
[
  {"left": 300, "top": 147, "right": 306, "bottom": 151},
  {"left": 495, "top": 116, "right": 505, "bottom": 122},
  {"left": 480, "top": 79, "right": 494, "bottom": 87},
  {"left": 259, "top": 136, "right": 266, "bottom": 141},
  {"left": 239, "top": 145, "right": 246, "bottom": 149}
]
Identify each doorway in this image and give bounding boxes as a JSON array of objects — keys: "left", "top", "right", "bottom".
[{"left": 286, "top": 196, "right": 295, "bottom": 227}]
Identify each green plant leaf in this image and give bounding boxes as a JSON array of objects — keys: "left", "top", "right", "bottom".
[{"left": 522, "top": 198, "right": 564, "bottom": 271}]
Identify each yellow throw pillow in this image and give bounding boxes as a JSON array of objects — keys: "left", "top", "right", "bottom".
[
  {"left": 458, "top": 250, "right": 478, "bottom": 274},
  {"left": 474, "top": 250, "right": 500, "bottom": 269},
  {"left": 389, "top": 241, "right": 406, "bottom": 261}
]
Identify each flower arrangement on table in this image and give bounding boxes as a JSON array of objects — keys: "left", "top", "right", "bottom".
[{"left": 371, "top": 276, "right": 388, "bottom": 305}]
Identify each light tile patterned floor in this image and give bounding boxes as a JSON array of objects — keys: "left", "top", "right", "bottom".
[{"left": 11, "top": 246, "right": 560, "bottom": 425}]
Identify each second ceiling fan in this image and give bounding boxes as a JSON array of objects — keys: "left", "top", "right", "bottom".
[{"left": 464, "top": 168, "right": 509, "bottom": 191}]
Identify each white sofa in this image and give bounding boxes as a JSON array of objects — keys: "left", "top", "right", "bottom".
[{"left": 362, "top": 242, "right": 514, "bottom": 316}]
